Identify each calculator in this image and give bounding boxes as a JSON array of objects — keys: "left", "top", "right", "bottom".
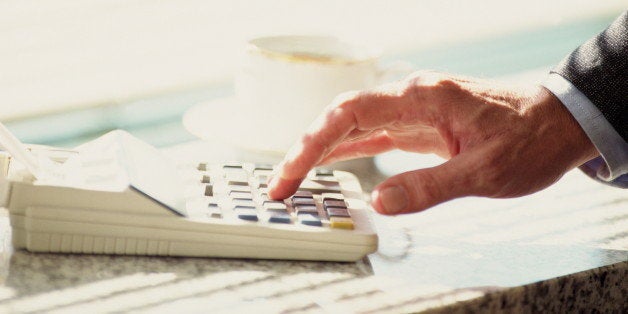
[{"left": 0, "top": 131, "right": 378, "bottom": 262}]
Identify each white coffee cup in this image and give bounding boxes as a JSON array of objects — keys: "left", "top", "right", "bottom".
[{"left": 235, "top": 35, "right": 410, "bottom": 153}]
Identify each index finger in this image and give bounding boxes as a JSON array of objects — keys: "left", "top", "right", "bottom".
[{"left": 268, "top": 87, "right": 411, "bottom": 199}]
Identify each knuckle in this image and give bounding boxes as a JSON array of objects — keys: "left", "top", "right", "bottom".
[
  {"left": 329, "top": 90, "right": 361, "bottom": 111},
  {"left": 299, "top": 133, "right": 324, "bottom": 152},
  {"left": 433, "top": 75, "right": 464, "bottom": 95},
  {"left": 402, "top": 71, "right": 465, "bottom": 104}
]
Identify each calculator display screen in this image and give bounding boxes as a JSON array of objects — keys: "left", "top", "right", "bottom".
[{"left": 115, "top": 131, "right": 188, "bottom": 217}]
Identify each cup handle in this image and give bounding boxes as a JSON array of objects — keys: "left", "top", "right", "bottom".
[{"left": 377, "top": 60, "right": 416, "bottom": 83}]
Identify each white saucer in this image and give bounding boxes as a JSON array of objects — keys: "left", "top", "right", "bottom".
[{"left": 183, "top": 97, "right": 291, "bottom": 156}]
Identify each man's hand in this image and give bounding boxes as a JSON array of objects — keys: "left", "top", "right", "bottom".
[{"left": 268, "top": 72, "right": 599, "bottom": 215}]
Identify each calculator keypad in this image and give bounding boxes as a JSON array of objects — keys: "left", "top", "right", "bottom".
[{"left": 192, "top": 162, "right": 355, "bottom": 229}]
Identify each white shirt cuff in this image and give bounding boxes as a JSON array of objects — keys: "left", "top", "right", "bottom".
[{"left": 542, "top": 73, "right": 628, "bottom": 181}]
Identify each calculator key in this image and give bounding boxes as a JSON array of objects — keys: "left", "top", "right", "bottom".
[
  {"left": 204, "top": 184, "right": 214, "bottom": 196},
  {"left": 227, "top": 180, "right": 249, "bottom": 187},
  {"left": 298, "top": 180, "right": 342, "bottom": 193},
  {"left": 226, "top": 172, "right": 249, "bottom": 186},
  {"left": 312, "top": 169, "right": 337, "bottom": 181},
  {"left": 223, "top": 162, "right": 243, "bottom": 169},
  {"left": 234, "top": 206, "right": 258, "bottom": 221},
  {"left": 207, "top": 204, "right": 222, "bottom": 218},
  {"left": 230, "top": 191, "right": 253, "bottom": 200},
  {"left": 254, "top": 163, "right": 274, "bottom": 171},
  {"left": 326, "top": 207, "right": 350, "bottom": 218},
  {"left": 315, "top": 168, "right": 334, "bottom": 176},
  {"left": 292, "top": 191, "right": 313, "bottom": 199},
  {"left": 313, "top": 175, "right": 339, "bottom": 182},
  {"left": 323, "top": 200, "right": 347, "bottom": 209},
  {"left": 295, "top": 205, "right": 318, "bottom": 215},
  {"left": 298, "top": 214, "right": 322, "bottom": 227},
  {"left": 258, "top": 193, "right": 270, "bottom": 203},
  {"left": 293, "top": 198, "right": 316, "bottom": 206},
  {"left": 229, "top": 185, "right": 252, "bottom": 192},
  {"left": 233, "top": 199, "right": 256, "bottom": 208},
  {"left": 197, "top": 163, "right": 208, "bottom": 171},
  {"left": 252, "top": 176, "right": 268, "bottom": 188},
  {"left": 253, "top": 169, "right": 273, "bottom": 178},
  {"left": 322, "top": 193, "right": 344, "bottom": 201},
  {"left": 329, "top": 217, "right": 354, "bottom": 230},
  {"left": 201, "top": 175, "right": 212, "bottom": 184},
  {"left": 263, "top": 201, "right": 288, "bottom": 212},
  {"left": 268, "top": 212, "right": 291, "bottom": 224}
]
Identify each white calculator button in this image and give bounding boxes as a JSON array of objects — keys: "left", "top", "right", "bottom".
[
  {"left": 225, "top": 172, "right": 249, "bottom": 186},
  {"left": 201, "top": 175, "right": 211, "bottom": 184},
  {"left": 298, "top": 179, "right": 341, "bottom": 194},
  {"left": 230, "top": 191, "right": 253, "bottom": 200},
  {"left": 204, "top": 184, "right": 214, "bottom": 196},
  {"left": 263, "top": 201, "right": 288, "bottom": 212},
  {"left": 233, "top": 199, "right": 256, "bottom": 208},
  {"left": 207, "top": 203, "right": 222, "bottom": 218}
]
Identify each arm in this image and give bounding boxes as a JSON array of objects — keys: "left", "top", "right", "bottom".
[{"left": 544, "top": 11, "right": 628, "bottom": 185}]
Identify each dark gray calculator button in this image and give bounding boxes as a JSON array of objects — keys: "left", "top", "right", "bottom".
[
  {"left": 293, "top": 198, "right": 316, "bottom": 206},
  {"left": 197, "top": 163, "right": 208, "bottom": 171},
  {"left": 327, "top": 207, "right": 350, "bottom": 217},
  {"left": 296, "top": 205, "right": 318, "bottom": 216},
  {"left": 323, "top": 200, "right": 347, "bottom": 209},
  {"left": 292, "top": 191, "right": 313, "bottom": 199}
]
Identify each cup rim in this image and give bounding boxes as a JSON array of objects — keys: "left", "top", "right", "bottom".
[{"left": 246, "top": 35, "right": 380, "bottom": 65}]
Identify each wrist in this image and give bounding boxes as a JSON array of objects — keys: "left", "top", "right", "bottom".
[{"left": 525, "top": 86, "right": 599, "bottom": 170}]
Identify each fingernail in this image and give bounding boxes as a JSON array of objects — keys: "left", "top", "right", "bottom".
[{"left": 378, "top": 186, "right": 408, "bottom": 214}]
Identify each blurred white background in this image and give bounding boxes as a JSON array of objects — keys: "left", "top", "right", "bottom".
[
  {"left": 0, "top": 0, "right": 625, "bottom": 146},
  {"left": 0, "top": 0, "right": 626, "bottom": 147}
]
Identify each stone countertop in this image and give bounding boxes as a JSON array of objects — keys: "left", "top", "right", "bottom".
[{"left": 0, "top": 141, "right": 625, "bottom": 313}]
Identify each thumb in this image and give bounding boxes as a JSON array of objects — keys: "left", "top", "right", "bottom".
[{"left": 371, "top": 156, "right": 470, "bottom": 215}]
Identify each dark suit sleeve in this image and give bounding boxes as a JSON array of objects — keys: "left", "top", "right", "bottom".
[{"left": 551, "top": 11, "right": 627, "bottom": 142}]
